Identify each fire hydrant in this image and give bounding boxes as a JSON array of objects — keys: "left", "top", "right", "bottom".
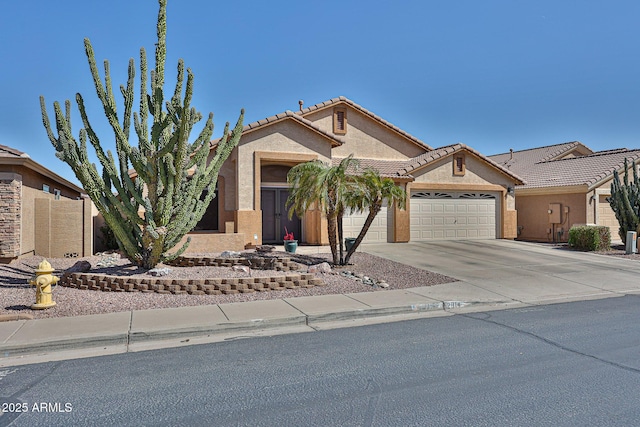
[{"left": 29, "top": 259, "right": 58, "bottom": 310}]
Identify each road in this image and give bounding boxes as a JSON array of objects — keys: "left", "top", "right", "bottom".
[{"left": 1, "top": 296, "right": 640, "bottom": 426}]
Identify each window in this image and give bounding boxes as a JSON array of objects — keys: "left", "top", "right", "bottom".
[
  {"left": 333, "top": 107, "right": 347, "bottom": 134},
  {"left": 453, "top": 154, "right": 466, "bottom": 176},
  {"left": 42, "top": 184, "right": 50, "bottom": 193},
  {"left": 54, "top": 189, "right": 61, "bottom": 200}
]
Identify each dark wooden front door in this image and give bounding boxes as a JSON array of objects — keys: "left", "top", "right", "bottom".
[{"left": 261, "top": 188, "right": 301, "bottom": 243}]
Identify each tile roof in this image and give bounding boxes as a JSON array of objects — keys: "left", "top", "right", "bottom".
[
  {"left": 298, "top": 96, "right": 432, "bottom": 150},
  {"left": 0, "top": 144, "right": 29, "bottom": 158},
  {"left": 333, "top": 143, "right": 525, "bottom": 184},
  {"left": 210, "top": 110, "right": 345, "bottom": 148},
  {"left": 488, "top": 141, "right": 593, "bottom": 176},
  {"left": 0, "top": 144, "right": 85, "bottom": 193},
  {"left": 505, "top": 148, "right": 640, "bottom": 189},
  {"left": 400, "top": 143, "right": 525, "bottom": 183},
  {"left": 331, "top": 157, "right": 411, "bottom": 179}
]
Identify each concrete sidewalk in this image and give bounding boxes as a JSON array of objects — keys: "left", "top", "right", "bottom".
[{"left": 2, "top": 240, "right": 640, "bottom": 366}]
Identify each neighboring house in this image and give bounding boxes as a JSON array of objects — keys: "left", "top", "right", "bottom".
[
  {"left": 0, "top": 144, "right": 93, "bottom": 263},
  {"left": 489, "top": 142, "right": 640, "bottom": 242},
  {"left": 180, "top": 96, "right": 524, "bottom": 252}
]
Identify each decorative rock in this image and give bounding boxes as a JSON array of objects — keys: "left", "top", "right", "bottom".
[
  {"left": 220, "top": 250, "right": 242, "bottom": 258},
  {"left": 232, "top": 265, "right": 251, "bottom": 275},
  {"left": 148, "top": 267, "right": 172, "bottom": 276},
  {"left": 255, "top": 245, "right": 275, "bottom": 253},
  {"left": 308, "top": 262, "right": 332, "bottom": 274},
  {"left": 65, "top": 260, "right": 92, "bottom": 273},
  {"left": 377, "top": 282, "right": 390, "bottom": 288},
  {"left": 96, "top": 255, "right": 120, "bottom": 268}
]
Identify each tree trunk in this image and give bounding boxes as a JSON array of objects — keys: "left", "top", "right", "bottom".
[
  {"left": 326, "top": 210, "right": 339, "bottom": 265},
  {"left": 344, "top": 205, "right": 381, "bottom": 265},
  {"left": 337, "top": 206, "right": 345, "bottom": 265}
]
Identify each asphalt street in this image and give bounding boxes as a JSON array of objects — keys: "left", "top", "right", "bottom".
[{"left": 1, "top": 296, "right": 639, "bottom": 426}]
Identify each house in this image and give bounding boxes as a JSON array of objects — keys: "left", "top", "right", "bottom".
[
  {"left": 0, "top": 144, "right": 93, "bottom": 263},
  {"left": 488, "top": 142, "right": 640, "bottom": 242},
  {"left": 179, "top": 96, "right": 524, "bottom": 252}
]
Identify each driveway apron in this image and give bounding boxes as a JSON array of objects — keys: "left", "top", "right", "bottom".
[{"left": 360, "top": 240, "right": 640, "bottom": 305}]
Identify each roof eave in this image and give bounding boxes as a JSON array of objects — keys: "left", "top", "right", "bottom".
[
  {"left": 299, "top": 97, "right": 432, "bottom": 151},
  {"left": 0, "top": 157, "right": 86, "bottom": 194},
  {"left": 403, "top": 144, "right": 526, "bottom": 185},
  {"left": 516, "top": 184, "right": 589, "bottom": 195}
]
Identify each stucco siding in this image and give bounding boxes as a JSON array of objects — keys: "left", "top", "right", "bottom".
[
  {"left": 516, "top": 193, "right": 587, "bottom": 242},
  {"left": 412, "top": 154, "right": 515, "bottom": 193},
  {"left": 235, "top": 121, "right": 332, "bottom": 210},
  {"left": 304, "top": 107, "right": 427, "bottom": 159}
]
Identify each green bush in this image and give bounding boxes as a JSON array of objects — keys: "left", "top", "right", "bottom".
[{"left": 568, "top": 225, "right": 611, "bottom": 251}]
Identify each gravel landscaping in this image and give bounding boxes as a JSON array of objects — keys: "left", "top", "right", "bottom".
[{"left": 0, "top": 251, "right": 456, "bottom": 320}]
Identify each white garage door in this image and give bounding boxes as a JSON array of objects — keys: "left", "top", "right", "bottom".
[
  {"left": 598, "top": 194, "right": 619, "bottom": 239},
  {"left": 343, "top": 206, "right": 388, "bottom": 243},
  {"left": 410, "top": 191, "right": 497, "bottom": 240}
]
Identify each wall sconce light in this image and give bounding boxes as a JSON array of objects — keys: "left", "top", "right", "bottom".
[{"left": 507, "top": 186, "right": 515, "bottom": 195}]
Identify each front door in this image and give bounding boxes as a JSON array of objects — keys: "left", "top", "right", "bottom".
[{"left": 261, "top": 188, "right": 301, "bottom": 243}]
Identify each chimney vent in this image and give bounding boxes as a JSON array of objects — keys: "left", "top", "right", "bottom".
[
  {"left": 510, "top": 148, "right": 514, "bottom": 160},
  {"left": 298, "top": 100, "right": 304, "bottom": 112}
]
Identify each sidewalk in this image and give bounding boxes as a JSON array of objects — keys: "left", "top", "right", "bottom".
[
  {"left": 0, "top": 279, "right": 632, "bottom": 367},
  {"left": 2, "top": 240, "right": 639, "bottom": 366}
]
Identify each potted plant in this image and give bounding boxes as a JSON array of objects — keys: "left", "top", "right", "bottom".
[{"left": 283, "top": 227, "right": 298, "bottom": 253}]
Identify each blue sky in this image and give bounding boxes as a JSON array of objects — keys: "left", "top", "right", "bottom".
[{"left": 2, "top": 0, "right": 639, "bottom": 186}]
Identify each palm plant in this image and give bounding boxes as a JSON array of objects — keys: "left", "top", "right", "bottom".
[
  {"left": 286, "top": 156, "right": 359, "bottom": 265},
  {"left": 342, "top": 168, "right": 406, "bottom": 264}
]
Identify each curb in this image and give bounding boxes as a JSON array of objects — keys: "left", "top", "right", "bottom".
[
  {"left": 0, "top": 314, "right": 34, "bottom": 322},
  {"left": 1, "top": 333, "right": 129, "bottom": 357},
  {"left": 0, "top": 298, "right": 538, "bottom": 362},
  {"left": 0, "top": 303, "right": 456, "bottom": 359},
  {"left": 127, "top": 314, "right": 309, "bottom": 344}
]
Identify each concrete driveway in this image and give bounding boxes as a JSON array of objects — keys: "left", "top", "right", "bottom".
[{"left": 361, "top": 239, "right": 640, "bottom": 306}]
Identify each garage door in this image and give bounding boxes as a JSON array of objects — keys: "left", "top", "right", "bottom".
[
  {"left": 343, "top": 206, "right": 388, "bottom": 243},
  {"left": 410, "top": 191, "right": 497, "bottom": 240},
  {"left": 598, "top": 194, "right": 619, "bottom": 239}
]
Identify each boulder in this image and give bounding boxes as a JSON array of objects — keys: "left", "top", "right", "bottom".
[
  {"left": 308, "top": 262, "right": 332, "bottom": 274},
  {"left": 65, "top": 260, "right": 92, "bottom": 273},
  {"left": 255, "top": 245, "right": 275, "bottom": 253}
]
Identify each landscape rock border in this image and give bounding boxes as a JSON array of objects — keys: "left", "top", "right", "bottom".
[
  {"left": 60, "top": 271, "right": 323, "bottom": 295},
  {"left": 167, "top": 254, "right": 301, "bottom": 271},
  {"left": 60, "top": 254, "right": 324, "bottom": 295}
]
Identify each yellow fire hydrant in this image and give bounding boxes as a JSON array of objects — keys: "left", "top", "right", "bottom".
[{"left": 29, "top": 259, "right": 58, "bottom": 310}]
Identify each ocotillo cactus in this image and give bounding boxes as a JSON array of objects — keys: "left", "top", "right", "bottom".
[
  {"left": 40, "top": 0, "right": 243, "bottom": 269},
  {"left": 607, "top": 158, "right": 640, "bottom": 243}
]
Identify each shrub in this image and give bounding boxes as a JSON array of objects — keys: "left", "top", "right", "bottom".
[
  {"left": 568, "top": 225, "right": 611, "bottom": 251},
  {"left": 99, "top": 224, "right": 120, "bottom": 251}
]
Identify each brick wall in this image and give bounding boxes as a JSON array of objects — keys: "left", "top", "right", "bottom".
[{"left": 0, "top": 173, "right": 21, "bottom": 259}]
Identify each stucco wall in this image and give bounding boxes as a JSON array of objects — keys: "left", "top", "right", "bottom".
[
  {"left": 516, "top": 192, "right": 587, "bottom": 242},
  {"left": 0, "top": 164, "right": 85, "bottom": 261},
  {"left": 235, "top": 121, "right": 332, "bottom": 211},
  {"left": 304, "top": 107, "right": 427, "bottom": 159},
  {"left": 587, "top": 178, "right": 620, "bottom": 240},
  {"left": 412, "top": 153, "right": 515, "bottom": 190},
  {"left": 34, "top": 197, "right": 92, "bottom": 258}
]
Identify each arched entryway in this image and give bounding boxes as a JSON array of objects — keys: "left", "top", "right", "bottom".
[{"left": 260, "top": 164, "right": 301, "bottom": 244}]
